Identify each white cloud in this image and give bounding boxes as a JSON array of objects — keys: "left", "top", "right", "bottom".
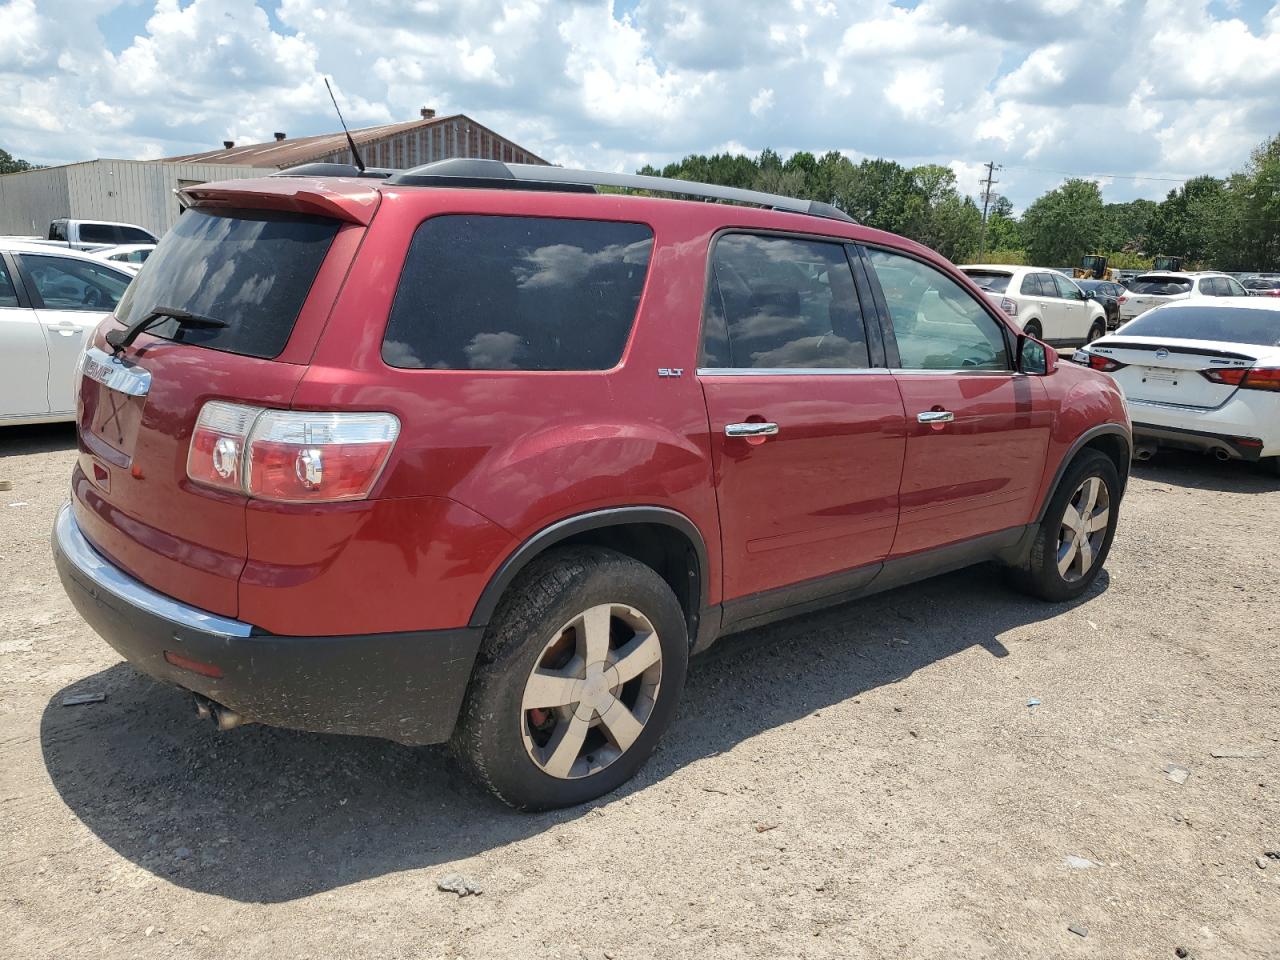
[{"left": 0, "top": 0, "right": 1276, "bottom": 212}]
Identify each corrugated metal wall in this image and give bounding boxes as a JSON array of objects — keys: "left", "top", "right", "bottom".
[
  {"left": 2, "top": 160, "right": 261, "bottom": 238},
  {"left": 0, "top": 165, "right": 72, "bottom": 236},
  {"left": 310, "top": 116, "right": 545, "bottom": 169}
]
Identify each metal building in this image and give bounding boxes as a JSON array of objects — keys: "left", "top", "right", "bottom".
[{"left": 0, "top": 110, "right": 546, "bottom": 238}]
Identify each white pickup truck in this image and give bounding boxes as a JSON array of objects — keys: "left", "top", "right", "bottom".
[{"left": 44, "top": 218, "right": 158, "bottom": 250}]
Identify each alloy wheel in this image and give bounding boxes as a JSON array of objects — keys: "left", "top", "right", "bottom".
[
  {"left": 520, "top": 603, "right": 663, "bottom": 780},
  {"left": 1056, "top": 475, "right": 1110, "bottom": 582}
]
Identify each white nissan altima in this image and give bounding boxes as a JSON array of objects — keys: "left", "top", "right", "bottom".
[
  {"left": 1073, "top": 299, "right": 1280, "bottom": 473},
  {"left": 0, "top": 240, "right": 134, "bottom": 425}
]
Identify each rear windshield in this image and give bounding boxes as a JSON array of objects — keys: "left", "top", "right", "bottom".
[
  {"left": 1243, "top": 278, "right": 1278, "bottom": 290},
  {"left": 1120, "top": 305, "right": 1280, "bottom": 347},
  {"left": 1128, "top": 276, "right": 1192, "bottom": 295},
  {"left": 961, "top": 270, "right": 1011, "bottom": 294},
  {"left": 114, "top": 208, "right": 340, "bottom": 359},
  {"left": 383, "top": 215, "right": 654, "bottom": 370}
]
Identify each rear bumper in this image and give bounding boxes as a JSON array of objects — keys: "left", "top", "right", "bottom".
[
  {"left": 52, "top": 504, "right": 482, "bottom": 745},
  {"left": 1131, "top": 421, "right": 1265, "bottom": 461}
]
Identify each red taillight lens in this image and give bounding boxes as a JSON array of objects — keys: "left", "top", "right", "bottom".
[
  {"left": 1201, "top": 367, "right": 1280, "bottom": 391},
  {"left": 187, "top": 402, "right": 400, "bottom": 502},
  {"left": 1087, "top": 354, "right": 1126, "bottom": 372},
  {"left": 1000, "top": 297, "right": 1018, "bottom": 316},
  {"left": 187, "top": 401, "right": 258, "bottom": 493},
  {"left": 1117, "top": 296, "right": 1128, "bottom": 304}
]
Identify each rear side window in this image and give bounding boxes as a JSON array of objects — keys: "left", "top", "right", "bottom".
[
  {"left": 384, "top": 216, "right": 653, "bottom": 371},
  {"left": 701, "top": 234, "right": 869, "bottom": 369},
  {"left": 114, "top": 208, "right": 340, "bottom": 359},
  {"left": 79, "top": 224, "right": 117, "bottom": 244},
  {"left": 1129, "top": 276, "right": 1192, "bottom": 295},
  {"left": 118, "top": 226, "right": 155, "bottom": 244},
  {"left": 0, "top": 259, "right": 18, "bottom": 307}
]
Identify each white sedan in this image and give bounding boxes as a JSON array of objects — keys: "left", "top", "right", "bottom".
[
  {"left": 0, "top": 240, "right": 134, "bottom": 425},
  {"left": 90, "top": 244, "right": 156, "bottom": 272},
  {"left": 1073, "top": 299, "right": 1280, "bottom": 472}
]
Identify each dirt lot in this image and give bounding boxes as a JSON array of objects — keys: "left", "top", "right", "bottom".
[{"left": 1, "top": 424, "right": 1277, "bottom": 959}]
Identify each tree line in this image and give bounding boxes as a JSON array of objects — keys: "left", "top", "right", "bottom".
[{"left": 638, "top": 132, "right": 1280, "bottom": 271}]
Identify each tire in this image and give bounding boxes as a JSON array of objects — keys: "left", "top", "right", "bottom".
[
  {"left": 1085, "top": 318, "right": 1106, "bottom": 344},
  {"left": 452, "top": 546, "right": 689, "bottom": 810},
  {"left": 1023, "top": 319, "right": 1043, "bottom": 340},
  {"left": 1267, "top": 456, "right": 1280, "bottom": 477},
  {"left": 1008, "top": 449, "right": 1120, "bottom": 602}
]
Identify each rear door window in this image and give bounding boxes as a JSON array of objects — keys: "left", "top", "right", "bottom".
[
  {"left": 1034, "top": 273, "right": 1058, "bottom": 297},
  {"left": 383, "top": 215, "right": 653, "bottom": 370},
  {"left": 114, "top": 208, "right": 340, "bottom": 359},
  {"left": 17, "top": 255, "right": 131, "bottom": 311},
  {"left": 78, "top": 224, "right": 118, "bottom": 244},
  {"left": 0, "top": 259, "right": 19, "bottom": 308},
  {"left": 701, "top": 234, "right": 870, "bottom": 369},
  {"left": 118, "top": 226, "right": 156, "bottom": 245}
]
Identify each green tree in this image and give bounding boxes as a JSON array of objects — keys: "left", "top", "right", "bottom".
[
  {"left": 1020, "top": 178, "right": 1106, "bottom": 265},
  {"left": 0, "top": 148, "right": 34, "bottom": 175},
  {"left": 1145, "top": 175, "right": 1229, "bottom": 264},
  {"left": 1218, "top": 133, "right": 1280, "bottom": 270}
]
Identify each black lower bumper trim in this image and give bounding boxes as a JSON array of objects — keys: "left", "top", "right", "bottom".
[
  {"left": 1131, "top": 422, "right": 1264, "bottom": 461},
  {"left": 53, "top": 507, "right": 482, "bottom": 745}
]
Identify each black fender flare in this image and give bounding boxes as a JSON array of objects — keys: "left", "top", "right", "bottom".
[
  {"left": 468, "top": 506, "right": 711, "bottom": 630},
  {"left": 1034, "top": 423, "right": 1132, "bottom": 523}
]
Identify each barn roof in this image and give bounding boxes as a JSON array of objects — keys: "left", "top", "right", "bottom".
[{"left": 158, "top": 114, "right": 543, "bottom": 168}]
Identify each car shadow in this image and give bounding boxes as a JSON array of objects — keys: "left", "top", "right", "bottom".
[
  {"left": 41, "top": 563, "right": 1105, "bottom": 904},
  {"left": 1131, "top": 448, "right": 1279, "bottom": 493},
  {"left": 1, "top": 422, "right": 77, "bottom": 456}
]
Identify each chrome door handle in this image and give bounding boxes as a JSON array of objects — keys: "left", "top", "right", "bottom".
[
  {"left": 725, "top": 422, "right": 779, "bottom": 437},
  {"left": 46, "top": 324, "right": 81, "bottom": 336},
  {"left": 917, "top": 411, "right": 954, "bottom": 424}
]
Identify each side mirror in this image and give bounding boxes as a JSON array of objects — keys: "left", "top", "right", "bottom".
[{"left": 1018, "top": 335, "right": 1056, "bottom": 375}]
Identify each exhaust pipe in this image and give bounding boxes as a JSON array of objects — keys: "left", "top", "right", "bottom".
[
  {"left": 1213, "top": 447, "right": 1232, "bottom": 462},
  {"left": 1133, "top": 443, "right": 1156, "bottom": 461},
  {"left": 193, "top": 693, "right": 247, "bottom": 731}
]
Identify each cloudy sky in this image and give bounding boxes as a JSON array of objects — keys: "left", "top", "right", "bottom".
[{"left": 2, "top": 0, "right": 1278, "bottom": 209}]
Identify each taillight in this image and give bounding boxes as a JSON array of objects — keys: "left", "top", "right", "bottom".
[
  {"left": 1201, "top": 367, "right": 1280, "bottom": 391},
  {"left": 187, "top": 402, "right": 400, "bottom": 502},
  {"left": 1086, "top": 354, "right": 1127, "bottom": 372},
  {"left": 1117, "top": 296, "right": 1128, "bottom": 304},
  {"left": 999, "top": 297, "right": 1018, "bottom": 316}
]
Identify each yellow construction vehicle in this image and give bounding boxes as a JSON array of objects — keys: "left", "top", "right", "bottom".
[
  {"left": 1152, "top": 255, "right": 1184, "bottom": 272},
  {"left": 1073, "top": 255, "right": 1119, "bottom": 281}
]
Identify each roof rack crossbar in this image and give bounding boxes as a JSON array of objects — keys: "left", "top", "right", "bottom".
[{"left": 386, "top": 159, "right": 856, "bottom": 223}]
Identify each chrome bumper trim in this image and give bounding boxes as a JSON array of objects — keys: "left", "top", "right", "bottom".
[{"left": 54, "top": 503, "right": 253, "bottom": 639}]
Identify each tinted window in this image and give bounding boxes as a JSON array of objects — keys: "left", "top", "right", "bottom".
[
  {"left": 1020, "top": 273, "right": 1043, "bottom": 296},
  {"left": 79, "top": 224, "right": 118, "bottom": 244},
  {"left": 384, "top": 216, "right": 653, "bottom": 371},
  {"left": 115, "top": 208, "right": 339, "bottom": 359},
  {"left": 1224, "top": 277, "right": 1247, "bottom": 297},
  {"left": 0, "top": 259, "right": 18, "bottom": 308},
  {"left": 119, "top": 226, "right": 156, "bottom": 245},
  {"left": 48, "top": 221, "right": 67, "bottom": 242},
  {"left": 702, "top": 235, "right": 868, "bottom": 369},
  {"left": 962, "top": 270, "right": 1011, "bottom": 294},
  {"left": 1243, "top": 278, "right": 1278, "bottom": 291},
  {"left": 1129, "top": 276, "right": 1193, "bottom": 295},
  {"left": 19, "top": 255, "right": 131, "bottom": 311},
  {"left": 868, "top": 248, "right": 1009, "bottom": 370},
  {"left": 1120, "top": 305, "right": 1280, "bottom": 347}
]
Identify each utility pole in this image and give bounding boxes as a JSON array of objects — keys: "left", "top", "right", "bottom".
[{"left": 978, "top": 161, "right": 1002, "bottom": 260}]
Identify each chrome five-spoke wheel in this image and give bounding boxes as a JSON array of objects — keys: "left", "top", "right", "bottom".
[
  {"left": 1057, "top": 475, "right": 1110, "bottom": 582},
  {"left": 521, "top": 603, "right": 663, "bottom": 780}
]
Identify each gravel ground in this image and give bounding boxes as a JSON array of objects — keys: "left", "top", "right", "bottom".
[{"left": 1, "top": 423, "right": 1278, "bottom": 959}]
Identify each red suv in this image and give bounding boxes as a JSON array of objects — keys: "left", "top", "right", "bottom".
[{"left": 53, "top": 160, "right": 1131, "bottom": 810}]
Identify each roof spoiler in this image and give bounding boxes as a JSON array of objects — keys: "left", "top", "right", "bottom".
[{"left": 386, "top": 158, "right": 857, "bottom": 223}]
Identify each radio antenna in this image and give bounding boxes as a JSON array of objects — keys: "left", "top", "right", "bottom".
[{"left": 324, "top": 77, "right": 365, "bottom": 173}]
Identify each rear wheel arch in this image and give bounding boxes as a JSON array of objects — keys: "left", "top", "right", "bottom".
[{"left": 469, "top": 507, "right": 709, "bottom": 647}]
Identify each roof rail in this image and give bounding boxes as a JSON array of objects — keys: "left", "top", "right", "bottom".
[
  {"left": 272, "top": 162, "right": 397, "bottom": 180},
  {"left": 385, "top": 158, "right": 857, "bottom": 223}
]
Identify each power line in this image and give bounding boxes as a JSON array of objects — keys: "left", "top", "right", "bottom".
[{"left": 1002, "top": 164, "right": 1193, "bottom": 184}]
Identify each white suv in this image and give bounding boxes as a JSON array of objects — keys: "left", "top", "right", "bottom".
[
  {"left": 1117, "top": 271, "right": 1250, "bottom": 322},
  {"left": 961, "top": 265, "right": 1108, "bottom": 346}
]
